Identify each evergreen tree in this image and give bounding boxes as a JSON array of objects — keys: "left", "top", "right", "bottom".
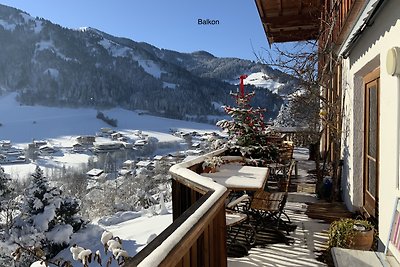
[
  {"left": 0, "top": 165, "right": 11, "bottom": 205},
  {"left": 217, "top": 78, "right": 278, "bottom": 163},
  {"left": 217, "top": 90, "right": 267, "bottom": 147},
  {"left": 14, "top": 166, "right": 83, "bottom": 257}
]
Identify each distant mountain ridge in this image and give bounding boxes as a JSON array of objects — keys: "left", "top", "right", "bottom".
[{"left": 0, "top": 4, "right": 295, "bottom": 121}]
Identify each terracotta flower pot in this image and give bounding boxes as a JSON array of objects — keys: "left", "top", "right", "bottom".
[{"left": 349, "top": 228, "right": 374, "bottom": 250}]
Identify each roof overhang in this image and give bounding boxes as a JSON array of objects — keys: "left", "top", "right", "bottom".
[{"left": 255, "top": 0, "right": 323, "bottom": 44}]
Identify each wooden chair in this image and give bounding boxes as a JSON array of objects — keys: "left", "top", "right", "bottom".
[
  {"left": 225, "top": 197, "right": 256, "bottom": 255},
  {"left": 268, "top": 141, "right": 294, "bottom": 180},
  {"left": 249, "top": 190, "right": 291, "bottom": 235}
]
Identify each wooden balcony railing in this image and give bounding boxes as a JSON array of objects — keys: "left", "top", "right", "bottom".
[
  {"left": 126, "top": 148, "right": 229, "bottom": 267},
  {"left": 320, "top": 0, "right": 366, "bottom": 47}
]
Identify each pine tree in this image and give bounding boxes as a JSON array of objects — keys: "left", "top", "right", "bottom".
[
  {"left": 15, "top": 166, "right": 84, "bottom": 257},
  {"left": 0, "top": 165, "right": 11, "bottom": 205},
  {"left": 217, "top": 79, "right": 278, "bottom": 163},
  {"left": 217, "top": 91, "right": 268, "bottom": 147}
]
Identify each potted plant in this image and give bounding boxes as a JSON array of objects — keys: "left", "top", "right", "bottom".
[
  {"left": 328, "top": 218, "right": 374, "bottom": 250},
  {"left": 202, "top": 156, "right": 223, "bottom": 173}
]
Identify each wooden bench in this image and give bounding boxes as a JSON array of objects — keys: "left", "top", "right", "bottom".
[{"left": 332, "top": 199, "right": 400, "bottom": 267}]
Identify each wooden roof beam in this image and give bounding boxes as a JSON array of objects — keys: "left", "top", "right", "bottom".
[
  {"left": 261, "top": 14, "right": 320, "bottom": 28},
  {"left": 269, "top": 29, "right": 319, "bottom": 42}
]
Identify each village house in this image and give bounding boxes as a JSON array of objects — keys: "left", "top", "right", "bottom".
[
  {"left": 30, "top": 140, "right": 47, "bottom": 148},
  {"left": 136, "top": 160, "right": 154, "bottom": 170},
  {"left": 86, "top": 168, "right": 104, "bottom": 179},
  {"left": 93, "top": 141, "right": 123, "bottom": 153},
  {"left": 111, "top": 132, "right": 123, "bottom": 140},
  {"left": 133, "top": 139, "right": 147, "bottom": 147},
  {"left": 76, "top": 135, "right": 96, "bottom": 145},
  {"left": 38, "top": 144, "right": 56, "bottom": 155},
  {"left": 72, "top": 143, "right": 85, "bottom": 153},
  {"left": 122, "top": 159, "right": 135, "bottom": 170},
  {"left": 0, "top": 140, "right": 12, "bottom": 151}
]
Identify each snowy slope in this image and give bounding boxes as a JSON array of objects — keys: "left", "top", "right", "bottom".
[
  {"left": 244, "top": 72, "right": 285, "bottom": 94},
  {"left": 0, "top": 93, "right": 218, "bottom": 144},
  {"left": 54, "top": 207, "right": 173, "bottom": 266}
]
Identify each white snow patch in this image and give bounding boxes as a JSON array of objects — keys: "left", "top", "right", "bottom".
[
  {"left": 43, "top": 68, "right": 59, "bottom": 79},
  {"left": 34, "top": 205, "right": 56, "bottom": 232},
  {"left": 78, "top": 26, "right": 89, "bottom": 32},
  {"left": 244, "top": 72, "right": 285, "bottom": 94},
  {"left": 211, "top": 101, "right": 224, "bottom": 112},
  {"left": 35, "top": 40, "right": 77, "bottom": 62},
  {"left": 162, "top": 82, "right": 176, "bottom": 89},
  {"left": 138, "top": 60, "right": 165, "bottom": 79},
  {"left": 98, "top": 38, "right": 131, "bottom": 57},
  {"left": 98, "top": 211, "right": 142, "bottom": 226},
  {"left": 0, "top": 19, "right": 16, "bottom": 31},
  {"left": 30, "top": 261, "right": 47, "bottom": 267},
  {"left": 20, "top": 13, "right": 34, "bottom": 23},
  {"left": 46, "top": 224, "right": 73, "bottom": 244},
  {"left": 34, "top": 21, "right": 43, "bottom": 33}
]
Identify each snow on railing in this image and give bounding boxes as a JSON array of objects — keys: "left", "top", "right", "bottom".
[{"left": 126, "top": 148, "right": 229, "bottom": 267}]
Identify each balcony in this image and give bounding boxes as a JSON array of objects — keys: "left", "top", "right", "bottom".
[
  {"left": 123, "top": 138, "right": 336, "bottom": 266},
  {"left": 126, "top": 148, "right": 229, "bottom": 266}
]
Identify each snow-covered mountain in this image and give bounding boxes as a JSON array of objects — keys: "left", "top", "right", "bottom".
[{"left": 0, "top": 4, "right": 295, "bottom": 121}]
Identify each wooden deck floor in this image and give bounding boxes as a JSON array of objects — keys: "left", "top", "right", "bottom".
[{"left": 228, "top": 148, "right": 350, "bottom": 267}]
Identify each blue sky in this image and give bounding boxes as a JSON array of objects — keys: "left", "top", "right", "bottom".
[{"left": 1, "top": 0, "right": 272, "bottom": 61}]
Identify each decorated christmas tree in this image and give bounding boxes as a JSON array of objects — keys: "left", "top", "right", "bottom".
[{"left": 217, "top": 75, "right": 277, "bottom": 163}]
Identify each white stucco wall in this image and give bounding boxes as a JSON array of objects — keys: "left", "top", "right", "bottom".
[{"left": 340, "top": 0, "right": 400, "bottom": 247}]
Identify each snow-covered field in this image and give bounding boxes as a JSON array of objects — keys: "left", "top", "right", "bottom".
[
  {"left": 0, "top": 93, "right": 218, "bottom": 144},
  {"left": 0, "top": 92, "right": 218, "bottom": 179},
  {"left": 0, "top": 92, "right": 219, "bottom": 265}
]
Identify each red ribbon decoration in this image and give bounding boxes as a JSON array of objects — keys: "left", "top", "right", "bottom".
[{"left": 239, "top": 75, "right": 248, "bottom": 97}]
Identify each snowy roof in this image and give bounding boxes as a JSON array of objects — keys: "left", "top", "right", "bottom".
[
  {"left": 86, "top": 168, "right": 104, "bottom": 177},
  {"left": 134, "top": 140, "right": 147, "bottom": 146},
  {"left": 123, "top": 160, "right": 135, "bottom": 165},
  {"left": 153, "top": 155, "right": 164, "bottom": 161},
  {"left": 136, "top": 160, "right": 152, "bottom": 167}
]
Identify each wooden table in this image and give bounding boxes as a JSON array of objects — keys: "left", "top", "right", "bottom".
[{"left": 201, "top": 163, "right": 269, "bottom": 191}]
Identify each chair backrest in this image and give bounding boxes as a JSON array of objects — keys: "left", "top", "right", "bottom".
[
  {"left": 282, "top": 159, "right": 296, "bottom": 192},
  {"left": 278, "top": 142, "right": 294, "bottom": 163},
  {"left": 250, "top": 190, "right": 286, "bottom": 212}
]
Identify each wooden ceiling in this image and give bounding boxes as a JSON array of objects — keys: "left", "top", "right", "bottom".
[{"left": 255, "top": 0, "right": 323, "bottom": 44}]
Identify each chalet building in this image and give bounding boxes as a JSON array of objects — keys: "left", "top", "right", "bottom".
[
  {"left": 0, "top": 140, "right": 12, "bottom": 150},
  {"left": 153, "top": 155, "right": 164, "bottom": 161},
  {"left": 86, "top": 168, "right": 104, "bottom": 178},
  {"left": 136, "top": 160, "right": 153, "bottom": 169},
  {"left": 122, "top": 159, "right": 135, "bottom": 170},
  {"left": 72, "top": 143, "right": 85, "bottom": 153},
  {"left": 111, "top": 132, "right": 123, "bottom": 140},
  {"left": 255, "top": 0, "right": 400, "bottom": 257},
  {"left": 39, "top": 144, "right": 56, "bottom": 155},
  {"left": 134, "top": 139, "right": 147, "bottom": 147},
  {"left": 93, "top": 141, "right": 123, "bottom": 153},
  {"left": 32, "top": 140, "right": 47, "bottom": 148},
  {"left": 76, "top": 135, "right": 96, "bottom": 145},
  {"left": 96, "top": 127, "right": 114, "bottom": 137}
]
